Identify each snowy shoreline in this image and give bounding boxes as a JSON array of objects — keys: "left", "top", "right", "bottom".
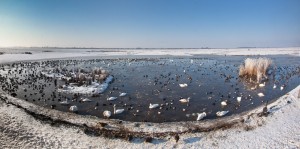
[{"left": 0, "top": 48, "right": 299, "bottom": 148}]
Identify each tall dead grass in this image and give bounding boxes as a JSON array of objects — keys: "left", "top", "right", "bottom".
[{"left": 239, "top": 57, "right": 272, "bottom": 82}]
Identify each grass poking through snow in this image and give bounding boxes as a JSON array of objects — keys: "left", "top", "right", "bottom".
[{"left": 239, "top": 57, "right": 272, "bottom": 83}]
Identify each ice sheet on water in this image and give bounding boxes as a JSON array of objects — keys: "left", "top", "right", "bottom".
[{"left": 58, "top": 75, "right": 113, "bottom": 95}]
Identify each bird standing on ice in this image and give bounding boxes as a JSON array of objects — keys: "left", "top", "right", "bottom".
[{"left": 196, "top": 112, "right": 207, "bottom": 121}]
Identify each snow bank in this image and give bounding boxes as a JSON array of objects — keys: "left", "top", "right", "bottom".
[{"left": 58, "top": 75, "right": 113, "bottom": 95}]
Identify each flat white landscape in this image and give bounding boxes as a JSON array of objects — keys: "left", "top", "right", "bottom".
[{"left": 0, "top": 48, "right": 299, "bottom": 149}]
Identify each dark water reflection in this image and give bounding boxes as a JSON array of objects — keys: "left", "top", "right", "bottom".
[{"left": 0, "top": 55, "right": 299, "bottom": 122}]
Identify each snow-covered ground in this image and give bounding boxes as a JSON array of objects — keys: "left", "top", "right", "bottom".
[
  {"left": 0, "top": 48, "right": 300, "bottom": 148},
  {"left": 0, "top": 47, "right": 299, "bottom": 64}
]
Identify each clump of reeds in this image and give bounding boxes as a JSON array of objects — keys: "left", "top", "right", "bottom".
[{"left": 239, "top": 57, "right": 272, "bottom": 83}]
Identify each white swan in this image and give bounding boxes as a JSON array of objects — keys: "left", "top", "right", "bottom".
[
  {"left": 273, "top": 84, "right": 277, "bottom": 89},
  {"left": 259, "top": 82, "right": 265, "bottom": 87},
  {"left": 216, "top": 111, "right": 229, "bottom": 117},
  {"left": 179, "top": 83, "right": 188, "bottom": 88},
  {"left": 280, "top": 86, "right": 284, "bottom": 90},
  {"left": 60, "top": 98, "right": 70, "bottom": 105},
  {"left": 258, "top": 93, "right": 265, "bottom": 97},
  {"left": 237, "top": 97, "right": 242, "bottom": 102},
  {"left": 103, "top": 110, "right": 112, "bottom": 118},
  {"left": 69, "top": 105, "right": 78, "bottom": 112},
  {"left": 119, "top": 92, "right": 127, "bottom": 97},
  {"left": 82, "top": 98, "right": 92, "bottom": 102},
  {"left": 221, "top": 100, "right": 227, "bottom": 106},
  {"left": 196, "top": 112, "right": 207, "bottom": 121},
  {"left": 179, "top": 97, "right": 190, "bottom": 103},
  {"left": 107, "top": 97, "right": 117, "bottom": 101},
  {"left": 113, "top": 104, "right": 124, "bottom": 114},
  {"left": 149, "top": 103, "right": 159, "bottom": 109}
]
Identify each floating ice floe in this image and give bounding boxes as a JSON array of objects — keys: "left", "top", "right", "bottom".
[
  {"left": 69, "top": 105, "right": 78, "bottom": 112},
  {"left": 216, "top": 111, "right": 229, "bottom": 117},
  {"left": 58, "top": 75, "right": 114, "bottom": 95},
  {"left": 119, "top": 92, "right": 127, "bottom": 97},
  {"left": 179, "top": 83, "right": 188, "bottom": 88},
  {"left": 196, "top": 112, "right": 207, "bottom": 121}
]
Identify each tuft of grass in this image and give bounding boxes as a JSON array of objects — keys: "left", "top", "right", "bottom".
[{"left": 239, "top": 57, "right": 272, "bottom": 83}]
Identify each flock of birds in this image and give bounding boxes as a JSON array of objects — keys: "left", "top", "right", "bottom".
[{"left": 0, "top": 58, "right": 297, "bottom": 122}]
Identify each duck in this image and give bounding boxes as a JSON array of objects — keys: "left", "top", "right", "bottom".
[
  {"left": 69, "top": 105, "right": 78, "bottom": 112},
  {"left": 119, "top": 92, "right": 127, "bottom": 97},
  {"left": 179, "top": 97, "right": 190, "bottom": 103},
  {"left": 196, "top": 112, "right": 207, "bottom": 121},
  {"left": 237, "top": 97, "right": 242, "bottom": 102},
  {"left": 103, "top": 110, "right": 112, "bottom": 118},
  {"left": 258, "top": 93, "right": 265, "bottom": 97},
  {"left": 107, "top": 97, "right": 117, "bottom": 101},
  {"left": 179, "top": 83, "right": 188, "bottom": 88},
  {"left": 221, "top": 100, "right": 227, "bottom": 106},
  {"left": 149, "top": 103, "right": 159, "bottom": 109},
  {"left": 216, "top": 111, "right": 229, "bottom": 117},
  {"left": 113, "top": 104, "right": 124, "bottom": 114}
]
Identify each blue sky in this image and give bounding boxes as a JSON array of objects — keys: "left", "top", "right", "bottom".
[{"left": 0, "top": 0, "right": 299, "bottom": 48}]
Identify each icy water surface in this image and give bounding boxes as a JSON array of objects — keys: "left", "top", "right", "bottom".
[{"left": 0, "top": 55, "right": 299, "bottom": 122}]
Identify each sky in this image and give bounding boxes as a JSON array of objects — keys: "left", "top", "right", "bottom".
[{"left": 0, "top": 0, "right": 300, "bottom": 48}]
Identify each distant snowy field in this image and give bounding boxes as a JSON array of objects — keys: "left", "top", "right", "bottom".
[
  {"left": 0, "top": 47, "right": 299, "bottom": 63},
  {"left": 0, "top": 47, "right": 299, "bottom": 148}
]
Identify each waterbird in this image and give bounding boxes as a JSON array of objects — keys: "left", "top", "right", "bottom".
[
  {"left": 107, "top": 97, "right": 117, "bottom": 101},
  {"left": 237, "top": 97, "right": 242, "bottom": 102},
  {"left": 258, "top": 93, "right": 265, "bottom": 97},
  {"left": 59, "top": 98, "right": 70, "bottom": 105},
  {"left": 216, "top": 111, "right": 229, "bottom": 117},
  {"left": 81, "top": 98, "right": 92, "bottom": 102},
  {"left": 113, "top": 104, "right": 124, "bottom": 114},
  {"left": 103, "top": 110, "right": 112, "bottom": 118},
  {"left": 179, "top": 83, "right": 188, "bottom": 88},
  {"left": 273, "top": 84, "right": 277, "bottom": 89},
  {"left": 221, "top": 100, "right": 227, "bottom": 106},
  {"left": 179, "top": 97, "right": 190, "bottom": 103},
  {"left": 280, "top": 85, "right": 284, "bottom": 90},
  {"left": 149, "top": 103, "right": 159, "bottom": 109},
  {"left": 259, "top": 82, "right": 266, "bottom": 87},
  {"left": 196, "top": 112, "right": 207, "bottom": 121},
  {"left": 69, "top": 105, "right": 78, "bottom": 112},
  {"left": 119, "top": 92, "right": 127, "bottom": 97}
]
